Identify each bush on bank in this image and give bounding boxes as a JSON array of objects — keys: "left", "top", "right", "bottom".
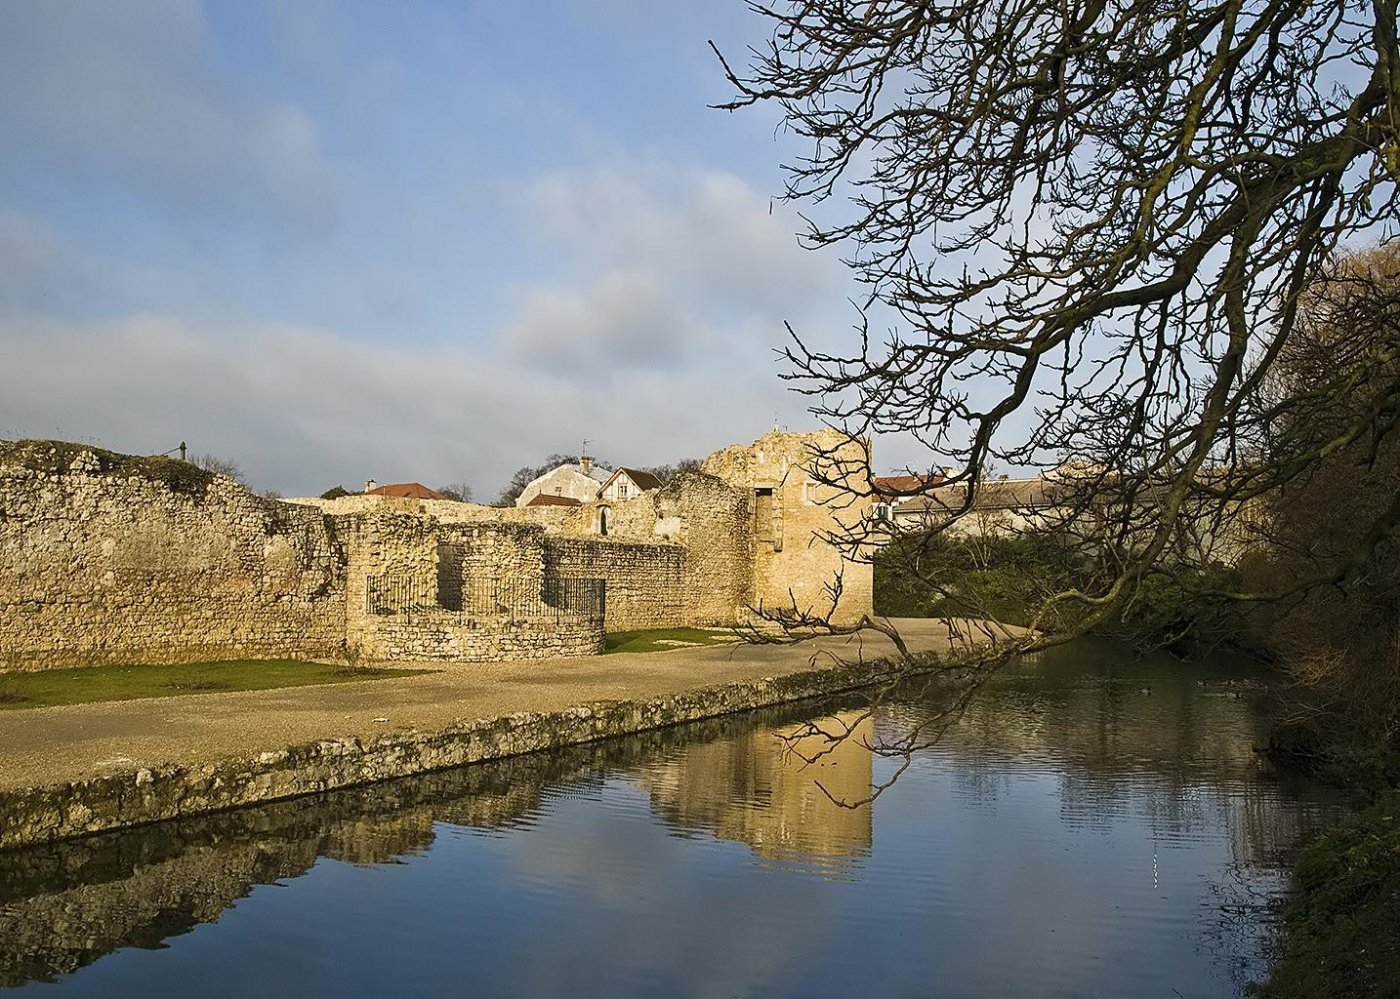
[
  {"left": 872, "top": 530, "right": 1246, "bottom": 649},
  {"left": 1251, "top": 788, "right": 1400, "bottom": 999}
]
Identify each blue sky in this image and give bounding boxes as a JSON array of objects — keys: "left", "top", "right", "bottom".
[{"left": 0, "top": 0, "right": 909, "bottom": 498}]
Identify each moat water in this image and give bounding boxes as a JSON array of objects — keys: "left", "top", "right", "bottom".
[{"left": 0, "top": 640, "right": 1343, "bottom": 997}]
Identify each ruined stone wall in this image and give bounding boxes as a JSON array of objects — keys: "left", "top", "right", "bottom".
[
  {"left": 0, "top": 432, "right": 867, "bottom": 671},
  {"left": 0, "top": 441, "right": 346, "bottom": 670},
  {"left": 339, "top": 512, "right": 439, "bottom": 655},
  {"left": 284, "top": 493, "right": 424, "bottom": 516},
  {"left": 367, "top": 613, "right": 602, "bottom": 662},
  {"left": 670, "top": 472, "right": 754, "bottom": 625},
  {"left": 543, "top": 478, "right": 749, "bottom": 627},
  {"left": 703, "top": 429, "right": 874, "bottom": 625},
  {"left": 423, "top": 499, "right": 571, "bottom": 530},
  {"left": 438, "top": 521, "right": 546, "bottom": 587},
  {"left": 286, "top": 495, "right": 573, "bottom": 531},
  {"left": 552, "top": 489, "right": 684, "bottom": 543},
  {"left": 343, "top": 517, "right": 602, "bottom": 661},
  {"left": 542, "top": 536, "right": 687, "bottom": 631}
]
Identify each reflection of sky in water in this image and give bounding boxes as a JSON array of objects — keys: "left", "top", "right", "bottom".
[{"left": 2, "top": 641, "right": 1343, "bottom": 998}]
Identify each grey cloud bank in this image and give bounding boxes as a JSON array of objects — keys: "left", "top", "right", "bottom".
[{"left": 0, "top": 311, "right": 813, "bottom": 498}]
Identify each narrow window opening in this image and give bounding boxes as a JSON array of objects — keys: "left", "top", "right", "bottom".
[{"left": 754, "top": 488, "right": 774, "bottom": 544}]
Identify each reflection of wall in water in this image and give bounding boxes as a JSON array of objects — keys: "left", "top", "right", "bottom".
[
  {"left": 0, "top": 765, "right": 558, "bottom": 988},
  {"left": 0, "top": 807, "right": 449, "bottom": 988},
  {"left": 1, "top": 708, "right": 857, "bottom": 989},
  {"left": 640, "top": 712, "right": 874, "bottom": 866}
]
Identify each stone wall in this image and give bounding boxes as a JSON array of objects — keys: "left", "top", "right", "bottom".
[
  {"left": 438, "top": 521, "right": 546, "bottom": 590},
  {"left": 367, "top": 612, "right": 602, "bottom": 662},
  {"left": 704, "top": 429, "right": 874, "bottom": 625},
  {"left": 1, "top": 430, "right": 872, "bottom": 671},
  {"left": 0, "top": 441, "right": 346, "bottom": 670},
  {"left": 343, "top": 516, "right": 603, "bottom": 661},
  {"left": 542, "top": 535, "right": 687, "bottom": 631},
  {"left": 544, "top": 473, "right": 751, "bottom": 626},
  {"left": 286, "top": 494, "right": 573, "bottom": 531},
  {"left": 339, "top": 512, "right": 439, "bottom": 649},
  {"left": 670, "top": 472, "right": 754, "bottom": 625}
]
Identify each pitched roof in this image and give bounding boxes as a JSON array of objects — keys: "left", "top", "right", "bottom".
[
  {"left": 367, "top": 482, "right": 446, "bottom": 500},
  {"left": 894, "top": 477, "right": 1069, "bottom": 515},
  {"left": 873, "top": 473, "right": 943, "bottom": 498},
  {"left": 526, "top": 493, "right": 583, "bottom": 507},
  {"left": 608, "top": 467, "right": 663, "bottom": 491}
]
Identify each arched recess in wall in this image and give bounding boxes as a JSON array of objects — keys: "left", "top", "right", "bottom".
[{"left": 593, "top": 504, "right": 610, "bottom": 536}]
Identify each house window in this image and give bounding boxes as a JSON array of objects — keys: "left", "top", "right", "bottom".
[{"left": 617, "top": 480, "right": 629, "bottom": 500}]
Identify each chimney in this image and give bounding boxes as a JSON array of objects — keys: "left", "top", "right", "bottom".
[
  {"left": 364, "top": 479, "right": 377, "bottom": 494},
  {"left": 580, "top": 454, "right": 593, "bottom": 476}
]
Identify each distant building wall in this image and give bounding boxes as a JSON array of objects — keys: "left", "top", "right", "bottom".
[{"left": 516, "top": 464, "right": 605, "bottom": 507}]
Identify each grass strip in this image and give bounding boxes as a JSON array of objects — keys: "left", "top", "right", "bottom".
[
  {"left": 603, "top": 628, "right": 738, "bottom": 655},
  {"left": 0, "top": 659, "right": 435, "bottom": 710}
]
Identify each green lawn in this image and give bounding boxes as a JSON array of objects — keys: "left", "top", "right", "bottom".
[
  {"left": 602, "top": 627, "right": 740, "bottom": 655},
  {"left": 0, "top": 659, "right": 435, "bottom": 710}
]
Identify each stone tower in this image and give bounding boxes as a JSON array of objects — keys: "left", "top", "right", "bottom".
[{"left": 702, "top": 428, "right": 874, "bottom": 625}]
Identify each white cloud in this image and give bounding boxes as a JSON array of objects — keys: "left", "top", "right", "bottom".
[
  {"left": 492, "top": 161, "right": 854, "bottom": 391},
  {"left": 518, "top": 163, "right": 837, "bottom": 318},
  {"left": 503, "top": 268, "right": 712, "bottom": 372}
]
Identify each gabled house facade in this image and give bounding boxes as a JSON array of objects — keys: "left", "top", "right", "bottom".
[{"left": 598, "top": 467, "right": 663, "bottom": 502}]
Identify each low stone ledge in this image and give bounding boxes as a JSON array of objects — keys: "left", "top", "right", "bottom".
[{"left": 0, "top": 657, "right": 924, "bottom": 852}]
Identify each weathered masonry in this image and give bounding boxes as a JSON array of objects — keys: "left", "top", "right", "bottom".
[
  {"left": 0, "top": 443, "right": 347, "bottom": 670},
  {"left": 0, "top": 429, "right": 873, "bottom": 671}
]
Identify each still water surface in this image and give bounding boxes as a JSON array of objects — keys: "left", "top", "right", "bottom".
[{"left": 0, "top": 640, "right": 1342, "bottom": 997}]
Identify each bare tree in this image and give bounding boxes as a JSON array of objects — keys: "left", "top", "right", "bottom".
[
  {"left": 190, "top": 452, "right": 245, "bottom": 485},
  {"left": 1243, "top": 247, "right": 1400, "bottom": 771},
  {"left": 715, "top": 0, "right": 1400, "bottom": 798},
  {"left": 438, "top": 482, "right": 474, "bottom": 503},
  {"left": 638, "top": 458, "right": 703, "bottom": 485},
  {"left": 719, "top": 0, "right": 1399, "bottom": 635}
]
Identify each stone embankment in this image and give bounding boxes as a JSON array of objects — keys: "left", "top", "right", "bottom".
[{"left": 0, "top": 657, "right": 919, "bottom": 851}]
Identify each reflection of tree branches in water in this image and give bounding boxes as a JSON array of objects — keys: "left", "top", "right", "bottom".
[{"left": 1197, "top": 861, "right": 1293, "bottom": 994}]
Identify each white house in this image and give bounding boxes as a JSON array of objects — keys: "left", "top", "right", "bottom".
[{"left": 515, "top": 455, "right": 611, "bottom": 507}]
